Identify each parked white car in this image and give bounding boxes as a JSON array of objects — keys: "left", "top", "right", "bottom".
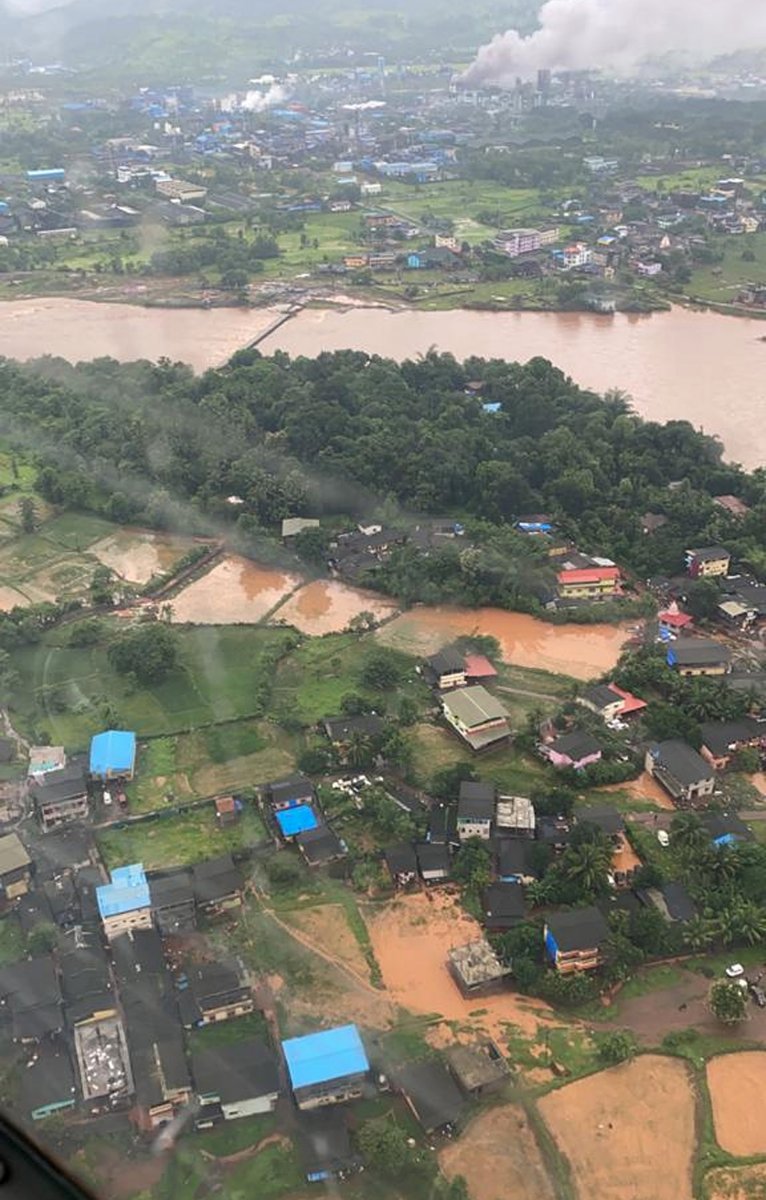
[
  {"left": 726, "top": 963, "right": 745, "bottom": 978},
  {"left": 657, "top": 830, "right": 670, "bottom": 847}
]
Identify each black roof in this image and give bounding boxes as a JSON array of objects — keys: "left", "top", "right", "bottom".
[
  {"left": 688, "top": 546, "right": 730, "bottom": 561},
  {"left": 323, "top": 715, "right": 385, "bottom": 742},
  {"left": 31, "top": 761, "right": 88, "bottom": 807},
  {"left": 22, "top": 1038, "right": 76, "bottom": 1114},
  {"left": 43, "top": 876, "right": 78, "bottom": 924},
  {"left": 13, "top": 999, "right": 62, "bottom": 1039},
  {"left": 385, "top": 843, "right": 418, "bottom": 874},
  {"left": 0, "top": 738, "right": 14, "bottom": 764},
  {"left": 297, "top": 1109, "right": 356, "bottom": 1177},
  {"left": 192, "top": 855, "right": 242, "bottom": 904},
  {"left": 459, "top": 780, "right": 495, "bottom": 805},
  {"left": 60, "top": 945, "right": 111, "bottom": 1004},
  {"left": 0, "top": 957, "right": 60, "bottom": 1009},
  {"left": 581, "top": 683, "right": 621, "bottom": 711},
  {"left": 132, "top": 1027, "right": 190, "bottom": 1110},
  {"left": 427, "top": 647, "right": 466, "bottom": 677},
  {"left": 671, "top": 638, "right": 731, "bottom": 666},
  {"left": 112, "top": 927, "right": 166, "bottom": 980},
  {"left": 702, "top": 811, "right": 753, "bottom": 842},
  {"left": 269, "top": 774, "right": 315, "bottom": 806},
  {"left": 651, "top": 741, "right": 713, "bottom": 787},
  {"left": 546, "top": 906, "right": 609, "bottom": 952},
  {"left": 661, "top": 882, "right": 697, "bottom": 922},
  {"left": 496, "top": 839, "right": 534, "bottom": 878},
  {"left": 74, "top": 866, "right": 102, "bottom": 923},
  {"left": 191, "top": 1039, "right": 279, "bottom": 1105},
  {"left": 297, "top": 824, "right": 346, "bottom": 865},
  {"left": 148, "top": 869, "right": 194, "bottom": 910},
  {"left": 416, "top": 842, "right": 450, "bottom": 874},
  {"left": 397, "top": 1061, "right": 465, "bottom": 1132},
  {"left": 700, "top": 718, "right": 762, "bottom": 757},
  {"left": 182, "top": 958, "right": 244, "bottom": 1006},
  {"left": 482, "top": 882, "right": 526, "bottom": 928},
  {"left": 548, "top": 731, "right": 602, "bottom": 761},
  {"left": 577, "top": 806, "right": 625, "bottom": 836},
  {"left": 17, "top": 891, "right": 54, "bottom": 935},
  {"left": 427, "top": 805, "right": 457, "bottom": 845},
  {"left": 32, "top": 831, "right": 92, "bottom": 881},
  {"left": 536, "top": 815, "right": 573, "bottom": 845},
  {"left": 63, "top": 991, "right": 116, "bottom": 1028}
]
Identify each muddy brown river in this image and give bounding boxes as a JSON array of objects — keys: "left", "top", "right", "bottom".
[{"left": 0, "top": 299, "right": 764, "bottom": 466}]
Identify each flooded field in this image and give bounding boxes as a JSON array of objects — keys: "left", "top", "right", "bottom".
[
  {"left": 378, "top": 606, "right": 629, "bottom": 680},
  {"left": 171, "top": 557, "right": 302, "bottom": 624},
  {"left": 368, "top": 891, "right": 551, "bottom": 1041},
  {"left": 90, "top": 529, "right": 199, "bottom": 584},
  {"left": 271, "top": 579, "right": 398, "bottom": 635}
]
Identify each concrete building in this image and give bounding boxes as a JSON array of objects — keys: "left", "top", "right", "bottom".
[
  {"left": 177, "top": 958, "right": 253, "bottom": 1028},
  {"left": 31, "top": 760, "right": 88, "bottom": 832},
  {"left": 283, "top": 1025, "right": 369, "bottom": 1111},
  {"left": 89, "top": 730, "right": 137, "bottom": 782},
  {"left": 445, "top": 1039, "right": 510, "bottom": 1098},
  {"left": 645, "top": 740, "right": 715, "bottom": 808},
  {"left": 448, "top": 939, "right": 508, "bottom": 995},
  {"left": 666, "top": 638, "right": 731, "bottom": 677},
  {"left": 0, "top": 833, "right": 32, "bottom": 900},
  {"left": 96, "top": 863, "right": 152, "bottom": 940},
  {"left": 456, "top": 780, "right": 495, "bottom": 841},
  {"left": 441, "top": 686, "right": 511, "bottom": 752},
  {"left": 685, "top": 546, "right": 731, "bottom": 578},
  {"left": 544, "top": 906, "right": 609, "bottom": 973},
  {"left": 193, "top": 1039, "right": 279, "bottom": 1125}
]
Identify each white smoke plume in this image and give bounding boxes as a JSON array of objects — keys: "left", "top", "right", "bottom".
[
  {"left": 463, "top": 0, "right": 766, "bottom": 86},
  {"left": 220, "top": 84, "right": 288, "bottom": 113}
]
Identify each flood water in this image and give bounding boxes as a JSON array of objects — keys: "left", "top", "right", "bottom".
[
  {"left": 272, "top": 579, "right": 398, "bottom": 636},
  {"left": 377, "top": 605, "right": 629, "bottom": 680},
  {"left": 170, "top": 556, "right": 302, "bottom": 624},
  {"left": 0, "top": 298, "right": 764, "bottom": 466}
]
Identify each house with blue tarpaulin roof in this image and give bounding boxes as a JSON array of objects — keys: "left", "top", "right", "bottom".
[
  {"left": 89, "top": 730, "right": 136, "bottom": 781},
  {"left": 274, "top": 805, "right": 319, "bottom": 840},
  {"left": 282, "top": 1024, "right": 369, "bottom": 1110},
  {"left": 96, "top": 863, "right": 151, "bottom": 939}
]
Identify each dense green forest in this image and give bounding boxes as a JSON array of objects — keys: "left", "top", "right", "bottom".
[{"left": 1, "top": 347, "right": 764, "bottom": 609}]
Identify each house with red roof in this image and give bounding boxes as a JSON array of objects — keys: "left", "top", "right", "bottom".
[
  {"left": 464, "top": 654, "right": 498, "bottom": 683},
  {"left": 557, "top": 566, "right": 621, "bottom": 600}
]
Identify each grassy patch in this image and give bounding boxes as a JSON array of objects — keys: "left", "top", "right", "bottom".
[
  {"left": 10, "top": 625, "right": 295, "bottom": 747},
  {"left": 224, "top": 1142, "right": 303, "bottom": 1199},
  {"left": 38, "top": 511, "right": 118, "bottom": 550},
  {"left": 189, "top": 1010, "right": 269, "bottom": 1050},
  {"left": 193, "top": 1113, "right": 276, "bottom": 1157},
  {"left": 0, "top": 917, "right": 24, "bottom": 966},
  {"left": 97, "top": 805, "right": 266, "bottom": 870},
  {"left": 222, "top": 899, "right": 322, "bottom": 993}
]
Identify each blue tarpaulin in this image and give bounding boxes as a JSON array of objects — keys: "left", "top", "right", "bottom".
[
  {"left": 275, "top": 805, "right": 319, "bottom": 838},
  {"left": 283, "top": 1025, "right": 369, "bottom": 1089}
]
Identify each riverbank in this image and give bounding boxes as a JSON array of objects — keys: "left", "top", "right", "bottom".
[{"left": 1, "top": 298, "right": 766, "bottom": 466}]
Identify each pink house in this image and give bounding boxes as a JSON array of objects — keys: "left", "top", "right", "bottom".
[{"left": 543, "top": 730, "right": 603, "bottom": 771}]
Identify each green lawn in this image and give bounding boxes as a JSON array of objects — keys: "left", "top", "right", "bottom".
[
  {"left": 96, "top": 805, "right": 266, "bottom": 870},
  {"left": 687, "top": 231, "right": 766, "bottom": 304},
  {"left": 189, "top": 1010, "right": 269, "bottom": 1050},
  {"left": 38, "top": 511, "right": 117, "bottom": 551},
  {"left": 9, "top": 625, "right": 295, "bottom": 747}
]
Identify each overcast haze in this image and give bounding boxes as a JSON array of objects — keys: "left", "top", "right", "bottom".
[{"left": 463, "top": 0, "right": 766, "bottom": 85}]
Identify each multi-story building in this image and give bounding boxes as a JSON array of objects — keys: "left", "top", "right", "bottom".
[
  {"left": 544, "top": 907, "right": 610, "bottom": 973},
  {"left": 96, "top": 864, "right": 152, "bottom": 940},
  {"left": 283, "top": 1025, "right": 369, "bottom": 1111}
]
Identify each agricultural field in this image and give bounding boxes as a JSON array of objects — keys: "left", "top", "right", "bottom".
[
  {"left": 707, "top": 1052, "right": 766, "bottom": 1156},
  {"left": 440, "top": 1104, "right": 558, "bottom": 1200},
  {"left": 9, "top": 624, "right": 296, "bottom": 747},
  {"left": 686, "top": 231, "right": 766, "bottom": 305},
  {"left": 538, "top": 1056, "right": 696, "bottom": 1200}
]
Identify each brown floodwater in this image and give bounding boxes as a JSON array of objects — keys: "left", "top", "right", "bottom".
[
  {"left": 271, "top": 579, "right": 398, "bottom": 635},
  {"left": 90, "top": 529, "right": 197, "bottom": 584},
  {"left": 377, "top": 605, "right": 629, "bottom": 680},
  {"left": 1, "top": 299, "right": 765, "bottom": 464},
  {"left": 170, "top": 556, "right": 302, "bottom": 624}
]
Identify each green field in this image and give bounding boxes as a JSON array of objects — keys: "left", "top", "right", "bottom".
[
  {"left": 10, "top": 624, "right": 296, "bottom": 747},
  {"left": 97, "top": 805, "right": 266, "bottom": 870},
  {"left": 685, "top": 230, "right": 766, "bottom": 304}
]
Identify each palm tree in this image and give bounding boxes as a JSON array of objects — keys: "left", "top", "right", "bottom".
[
  {"left": 709, "top": 846, "right": 741, "bottom": 887},
  {"left": 729, "top": 900, "right": 766, "bottom": 946},
  {"left": 562, "top": 841, "right": 612, "bottom": 895},
  {"left": 670, "top": 811, "right": 707, "bottom": 858},
  {"left": 346, "top": 732, "right": 373, "bottom": 770},
  {"left": 682, "top": 916, "right": 717, "bottom": 953}
]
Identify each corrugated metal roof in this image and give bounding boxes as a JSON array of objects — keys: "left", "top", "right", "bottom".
[
  {"left": 283, "top": 1025, "right": 368, "bottom": 1089},
  {"left": 97, "top": 863, "right": 149, "bottom": 919},
  {"left": 89, "top": 730, "right": 136, "bottom": 777}
]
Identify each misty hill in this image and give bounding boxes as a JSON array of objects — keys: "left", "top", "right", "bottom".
[{"left": 1, "top": 0, "right": 542, "bottom": 82}]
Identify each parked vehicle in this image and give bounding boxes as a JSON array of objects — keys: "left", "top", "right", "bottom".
[
  {"left": 726, "top": 963, "right": 745, "bottom": 978},
  {"left": 657, "top": 830, "right": 670, "bottom": 847}
]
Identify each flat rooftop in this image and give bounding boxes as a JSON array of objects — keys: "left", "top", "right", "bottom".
[{"left": 73, "top": 1015, "right": 133, "bottom": 1102}]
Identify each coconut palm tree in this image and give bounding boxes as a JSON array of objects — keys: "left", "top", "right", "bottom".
[
  {"left": 728, "top": 900, "right": 766, "bottom": 946},
  {"left": 682, "top": 916, "right": 717, "bottom": 953},
  {"left": 670, "top": 811, "right": 708, "bottom": 858},
  {"left": 562, "top": 841, "right": 612, "bottom": 895}
]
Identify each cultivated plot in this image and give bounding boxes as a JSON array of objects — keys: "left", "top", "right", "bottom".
[
  {"left": 538, "top": 1055, "right": 695, "bottom": 1200},
  {"left": 707, "top": 1052, "right": 766, "bottom": 1156}
]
